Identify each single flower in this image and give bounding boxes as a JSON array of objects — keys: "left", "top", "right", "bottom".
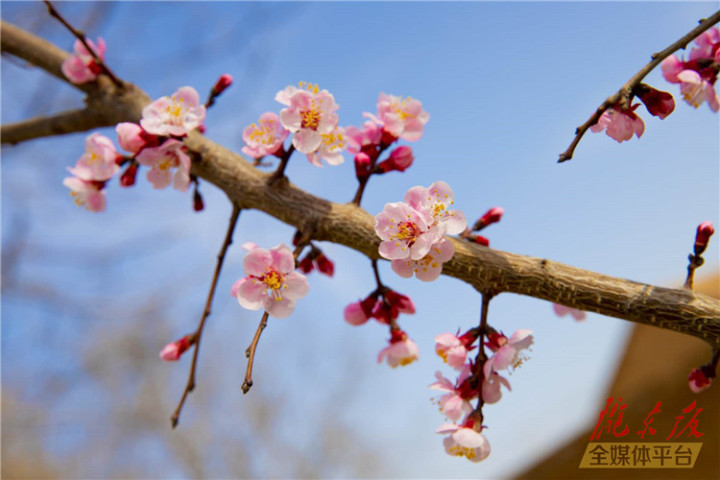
[
  {"left": 140, "top": 86, "right": 206, "bottom": 136},
  {"left": 241, "top": 112, "right": 289, "bottom": 158},
  {"left": 61, "top": 37, "right": 106, "bottom": 84}
]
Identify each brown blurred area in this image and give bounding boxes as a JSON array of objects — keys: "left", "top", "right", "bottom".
[{"left": 516, "top": 274, "right": 720, "bottom": 480}]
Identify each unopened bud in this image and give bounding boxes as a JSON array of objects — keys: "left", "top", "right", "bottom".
[
  {"left": 212, "top": 74, "right": 233, "bottom": 96},
  {"left": 193, "top": 189, "right": 204, "bottom": 212},
  {"left": 120, "top": 162, "right": 138, "bottom": 187},
  {"left": 688, "top": 367, "right": 712, "bottom": 394},
  {"left": 354, "top": 152, "right": 372, "bottom": 181},
  {"left": 159, "top": 335, "right": 194, "bottom": 361},
  {"left": 376, "top": 146, "right": 414, "bottom": 173},
  {"left": 298, "top": 255, "right": 314, "bottom": 274},
  {"left": 694, "top": 221, "right": 715, "bottom": 255},
  {"left": 474, "top": 207, "right": 504, "bottom": 231},
  {"left": 635, "top": 83, "right": 675, "bottom": 119},
  {"left": 315, "top": 253, "right": 335, "bottom": 277}
]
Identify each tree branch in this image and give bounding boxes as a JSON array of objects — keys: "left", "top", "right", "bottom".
[
  {"left": 558, "top": 9, "right": 720, "bottom": 163},
  {"left": 2, "top": 20, "right": 719, "bottom": 347},
  {"left": 2, "top": 108, "right": 106, "bottom": 144}
]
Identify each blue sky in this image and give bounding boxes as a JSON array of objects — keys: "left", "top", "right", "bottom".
[{"left": 2, "top": 2, "right": 719, "bottom": 478}]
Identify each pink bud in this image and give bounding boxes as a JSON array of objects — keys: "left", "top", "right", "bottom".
[
  {"left": 354, "top": 152, "right": 372, "bottom": 181},
  {"left": 688, "top": 367, "right": 712, "bottom": 394},
  {"left": 159, "top": 335, "right": 194, "bottom": 361},
  {"left": 197, "top": 124, "right": 207, "bottom": 134},
  {"left": 695, "top": 221, "right": 715, "bottom": 255},
  {"left": 636, "top": 84, "right": 675, "bottom": 119},
  {"left": 315, "top": 253, "right": 335, "bottom": 277},
  {"left": 376, "top": 146, "right": 414, "bottom": 173},
  {"left": 119, "top": 162, "right": 138, "bottom": 187},
  {"left": 213, "top": 74, "right": 233, "bottom": 95},
  {"left": 474, "top": 207, "right": 504, "bottom": 230},
  {"left": 344, "top": 301, "right": 369, "bottom": 326}
]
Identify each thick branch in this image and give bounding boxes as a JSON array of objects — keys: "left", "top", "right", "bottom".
[
  {"left": 2, "top": 108, "right": 105, "bottom": 144},
  {"left": 3, "top": 20, "right": 719, "bottom": 347}
]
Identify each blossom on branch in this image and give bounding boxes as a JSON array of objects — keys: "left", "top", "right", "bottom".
[
  {"left": 436, "top": 423, "right": 491, "bottom": 463},
  {"left": 484, "top": 329, "right": 534, "bottom": 372},
  {"left": 136, "top": 139, "right": 191, "bottom": 191},
  {"left": 590, "top": 105, "right": 645, "bottom": 142},
  {"left": 141, "top": 87, "right": 207, "bottom": 136},
  {"left": 61, "top": 37, "right": 106, "bottom": 84},
  {"left": 241, "top": 112, "right": 289, "bottom": 159},
  {"left": 276, "top": 82, "right": 340, "bottom": 154},
  {"left": 306, "top": 126, "right": 346, "bottom": 167},
  {"left": 391, "top": 237, "right": 454, "bottom": 281},
  {"left": 63, "top": 177, "right": 106, "bottom": 212},
  {"left": 434, "top": 331, "right": 476, "bottom": 369},
  {"left": 430, "top": 370, "right": 475, "bottom": 422},
  {"left": 377, "top": 329, "right": 419, "bottom": 367},
  {"left": 71, "top": 133, "right": 120, "bottom": 181},
  {"left": 373, "top": 93, "right": 430, "bottom": 142},
  {"left": 231, "top": 244, "right": 309, "bottom": 318},
  {"left": 116, "top": 122, "right": 158, "bottom": 155}
]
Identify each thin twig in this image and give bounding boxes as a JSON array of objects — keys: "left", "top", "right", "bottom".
[
  {"left": 268, "top": 144, "right": 295, "bottom": 184},
  {"left": 558, "top": 9, "right": 720, "bottom": 163},
  {"left": 171, "top": 205, "right": 241, "bottom": 428},
  {"left": 241, "top": 311, "right": 269, "bottom": 394},
  {"left": 43, "top": 0, "right": 123, "bottom": 88},
  {"left": 469, "top": 292, "right": 494, "bottom": 426}
]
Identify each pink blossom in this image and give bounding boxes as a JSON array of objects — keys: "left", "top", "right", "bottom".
[
  {"left": 277, "top": 82, "right": 340, "bottom": 154},
  {"left": 482, "top": 370, "right": 511, "bottom": 404},
  {"left": 159, "top": 335, "right": 193, "bottom": 361},
  {"left": 688, "top": 367, "right": 712, "bottom": 394},
  {"left": 140, "top": 86, "right": 206, "bottom": 136},
  {"left": 344, "top": 301, "right": 370, "bottom": 326},
  {"left": 306, "top": 126, "right": 346, "bottom": 167},
  {"left": 231, "top": 244, "right": 309, "bottom": 319},
  {"left": 391, "top": 238, "right": 454, "bottom": 282},
  {"left": 61, "top": 37, "right": 105, "bottom": 84},
  {"left": 436, "top": 424, "right": 491, "bottom": 463},
  {"left": 375, "top": 201, "right": 435, "bottom": 260},
  {"left": 135, "top": 139, "right": 191, "bottom": 191},
  {"left": 434, "top": 332, "right": 472, "bottom": 369},
  {"left": 661, "top": 55, "right": 685, "bottom": 83},
  {"left": 552, "top": 303, "right": 587, "bottom": 321},
  {"left": 484, "top": 329, "right": 534, "bottom": 372},
  {"left": 590, "top": 106, "right": 645, "bottom": 143},
  {"left": 676, "top": 70, "right": 720, "bottom": 112},
  {"left": 345, "top": 118, "right": 383, "bottom": 155},
  {"left": 689, "top": 27, "right": 720, "bottom": 61},
  {"left": 116, "top": 122, "right": 157, "bottom": 155},
  {"left": 377, "top": 330, "right": 419, "bottom": 368},
  {"left": 404, "top": 181, "right": 468, "bottom": 237},
  {"left": 63, "top": 177, "right": 106, "bottom": 212},
  {"left": 375, "top": 93, "right": 430, "bottom": 142},
  {"left": 430, "top": 370, "right": 475, "bottom": 422},
  {"left": 70, "top": 133, "right": 119, "bottom": 181},
  {"left": 241, "top": 112, "right": 289, "bottom": 158}
]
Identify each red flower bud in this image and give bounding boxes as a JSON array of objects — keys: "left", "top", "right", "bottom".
[
  {"left": 193, "top": 189, "right": 204, "bottom": 212},
  {"left": 354, "top": 152, "right": 372, "bottom": 181},
  {"left": 119, "top": 162, "right": 138, "bottom": 187},
  {"left": 298, "top": 256, "right": 314, "bottom": 274},
  {"left": 636, "top": 84, "right": 675, "bottom": 119},
  {"left": 360, "top": 293, "right": 380, "bottom": 318},
  {"left": 212, "top": 74, "right": 233, "bottom": 95},
  {"left": 315, "top": 253, "right": 335, "bottom": 277},
  {"left": 380, "top": 128, "right": 398, "bottom": 148},
  {"left": 159, "top": 335, "right": 194, "bottom": 361},
  {"left": 694, "top": 221, "right": 715, "bottom": 255},
  {"left": 474, "top": 207, "right": 504, "bottom": 230},
  {"left": 197, "top": 124, "right": 207, "bottom": 134},
  {"left": 688, "top": 367, "right": 712, "bottom": 394},
  {"left": 474, "top": 235, "right": 490, "bottom": 246},
  {"left": 376, "top": 146, "right": 414, "bottom": 173}
]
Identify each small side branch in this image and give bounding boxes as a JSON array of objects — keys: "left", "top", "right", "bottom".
[
  {"left": 558, "top": 9, "right": 720, "bottom": 163},
  {"left": 43, "top": 0, "right": 123, "bottom": 88},
  {"left": 2, "top": 108, "right": 106, "bottom": 145},
  {"left": 242, "top": 311, "right": 269, "bottom": 394},
  {"left": 171, "top": 205, "right": 242, "bottom": 428}
]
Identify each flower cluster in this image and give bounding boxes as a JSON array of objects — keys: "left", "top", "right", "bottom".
[
  {"left": 231, "top": 243, "right": 309, "bottom": 319},
  {"left": 375, "top": 181, "right": 466, "bottom": 281},
  {"left": 242, "top": 82, "right": 345, "bottom": 167},
  {"left": 662, "top": 27, "right": 720, "bottom": 112},
  {"left": 431, "top": 327, "right": 533, "bottom": 462},
  {"left": 65, "top": 85, "right": 213, "bottom": 212},
  {"left": 63, "top": 133, "right": 120, "bottom": 212},
  {"left": 61, "top": 37, "right": 105, "bottom": 84}
]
